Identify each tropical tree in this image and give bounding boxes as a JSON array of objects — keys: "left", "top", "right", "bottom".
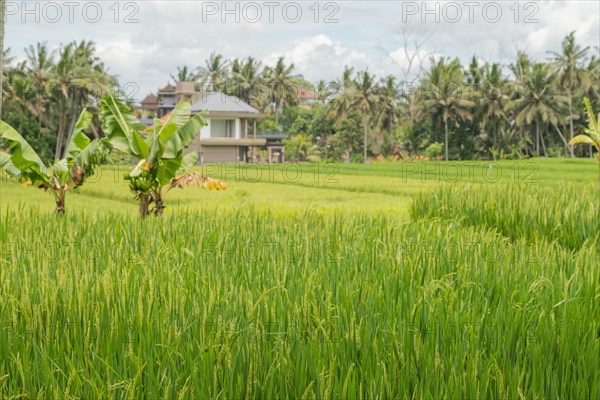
[
  {"left": 264, "top": 57, "right": 299, "bottom": 122},
  {"left": 417, "top": 58, "right": 474, "bottom": 160},
  {"left": 284, "top": 133, "right": 317, "bottom": 161},
  {"left": 231, "top": 57, "right": 264, "bottom": 107},
  {"left": 99, "top": 94, "right": 227, "bottom": 217},
  {"left": 0, "top": 109, "right": 107, "bottom": 214},
  {"left": 2, "top": 41, "right": 113, "bottom": 162},
  {"left": 472, "top": 61, "right": 510, "bottom": 154},
  {"left": 198, "top": 52, "right": 229, "bottom": 92},
  {"left": 24, "top": 42, "right": 54, "bottom": 132},
  {"left": 377, "top": 75, "right": 401, "bottom": 136},
  {"left": 170, "top": 66, "right": 199, "bottom": 83},
  {"left": 508, "top": 63, "right": 568, "bottom": 156},
  {"left": 570, "top": 97, "right": 600, "bottom": 183},
  {"left": 549, "top": 32, "right": 591, "bottom": 141},
  {"left": 351, "top": 71, "right": 380, "bottom": 162}
]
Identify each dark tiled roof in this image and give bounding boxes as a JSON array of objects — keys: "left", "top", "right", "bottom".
[
  {"left": 159, "top": 83, "right": 176, "bottom": 93},
  {"left": 141, "top": 94, "right": 159, "bottom": 108}
]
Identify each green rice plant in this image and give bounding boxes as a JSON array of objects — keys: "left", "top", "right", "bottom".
[
  {"left": 410, "top": 183, "right": 599, "bottom": 250},
  {"left": 0, "top": 207, "right": 598, "bottom": 398},
  {"left": 0, "top": 110, "right": 108, "bottom": 214}
]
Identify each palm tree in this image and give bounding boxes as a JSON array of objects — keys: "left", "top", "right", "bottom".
[
  {"left": 474, "top": 62, "right": 510, "bottom": 152},
  {"left": 170, "top": 66, "right": 199, "bottom": 84},
  {"left": 329, "top": 67, "right": 357, "bottom": 123},
  {"left": 231, "top": 57, "right": 264, "bottom": 107},
  {"left": 584, "top": 54, "right": 600, "bottom": 113},
  {"left": 24, "top": 42, "right": 54, "bottom": 132},
  {"left": 509, "top": 51, "right": 534, "bottom": 154},
  {"left": 46, "top": 40, "right": 112, "bottom": 159},
  {"left": 2, "top": 47, "right": 14, "bottom": 68},
  {"left": 264, "top": 57, "right": 299, "bottom": 123},
  {"left": 284, "top": 133, "right": 315, "bottom": 161},
  {"left": 508, "top": 63, "right": 568, "bottom": 156},
  {"left": 549, "top": 32, "right": 591, "bottom": 141},
  {"left": 377, "top": 75, "right": 400, "bottom": 135},
  {"left": 198, "top": 52, "right": 229, "bottom": 92},
  {"left": 417, "top": 58, "right": 474, "bottom": 161},
  {"left": 349, "top": 71, "right": 380, "bottom": 163}
]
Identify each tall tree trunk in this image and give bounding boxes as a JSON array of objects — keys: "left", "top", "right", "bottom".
[
  {"left": 444, "top": 119, "right": 449, "bottom": 161},
  {"left": 535, "top": 121, "right": 540, "bottom": 155},
  {"left": 521, "top": 127, "right": 528, "bottom": 156},
  {"left": 0, "top": 1, "right": 4, "bottom": 119},
  {"left": 554, "top": 125, "right": 574, "bottom": 157},
  {"left": 540, "top": 124, "right": 548, "bottom": 157},
  {"left": 568, "top": 88, "right": 574, "bottom": 140},
  {"left": 61, "top": 106, "right": 81, "bottom": 158},
  {"left": 363, "top": 116, "right": 368, "bottom": 163}
]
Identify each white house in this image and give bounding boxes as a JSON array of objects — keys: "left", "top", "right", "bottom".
[{"left": 185, "top": 92, "right": 266, "bottom": 163}]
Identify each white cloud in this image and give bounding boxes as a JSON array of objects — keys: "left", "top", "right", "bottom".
[
  {"left": 264, "top": 34, "right": 372, "bottom": 83},
  {"left": 526, "top": 27, "right": 551, "bottom": 52},
  {"left": 4, "top": 0, "right": 598, "bottom": 100}
]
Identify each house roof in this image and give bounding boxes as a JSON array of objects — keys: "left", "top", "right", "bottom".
[
  {"left": 141, "top": 94, "right": 159, "bottom": 108},
  {"left": 256, "top": 131, "right": 288, "bottom": 140},
  {"left": 190, "top": 92, "right": 260, "bottom": 116},
  {"left": 298, "top": 88, "right": 315, "bottom": 100},
  {"left": 159, "top": 83, "right": 176, "bottom": 93}
]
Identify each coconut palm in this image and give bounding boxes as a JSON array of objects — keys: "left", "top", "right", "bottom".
[
  {"left": 47, "top": 40, "right": 112, "bottom": 160},
  {"left": 264, "top": 57, "right": 299, "bottom": 123},
  {"left": 549, "top": 32, "right": 591, "bottom": 141},
  {"left": 348, "top": 71, "right": 380, "bottom": 163},
  {"left": 474, "top": 62, "right": 510, "bottom": 153},
  {"left": 23, "top": 42, "right": 54, "bottom": 133},
  {"left": 170, "top": 66, "right": 199, "bottom": 84},
  {"left": 377, "top": 75, "right": 401, "bottom": 135},
  {"left": 508, "top": 63, "right": 568, "bottom": 156},
  {"left": 231, "top": 57, "right": 264, "bottom": 107},
  {"left": 198, "top": 52, "right": 229, "bottom": 92},
  {"left": 417, "top": 58, "right": 474, "bottom": 161}
]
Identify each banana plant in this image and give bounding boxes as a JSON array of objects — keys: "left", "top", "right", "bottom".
[
  {"left": 99, "top": 94, "right": 227, "bottom": 217},
  {"left": 0, "top": 110, "right": 108, "bottom": 214},
  {"left": 569, "top": 97, "right": 600, "bottom": 184}
]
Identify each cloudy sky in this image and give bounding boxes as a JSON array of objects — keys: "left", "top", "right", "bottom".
[{"left": 5, "top": 1, "right": 599, "bottom": 101}]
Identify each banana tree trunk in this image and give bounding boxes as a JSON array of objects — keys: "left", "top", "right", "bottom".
[
  {"left": 139, "top": 196, "right": 151, "bottom": 218},
  {"left": 153, "top": 192, "right": 165, "bottom": 216},
  {"left": 54, "top": 191, "right": 66, "bottom": 215}
]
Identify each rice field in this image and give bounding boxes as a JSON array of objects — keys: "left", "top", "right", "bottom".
[{"left": 0, "top": 159, "right": 599, "bottom": 398}]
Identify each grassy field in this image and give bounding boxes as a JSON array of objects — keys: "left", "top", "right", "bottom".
[{"left": 0, "top": 158, "right": 599, "bottom": 398}]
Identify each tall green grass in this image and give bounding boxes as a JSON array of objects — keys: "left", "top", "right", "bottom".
[
  {"left": 410, "top": 183, "right": 600, "bottom": 251},
  {"left": 1, "top": 207, "right": 598, "bottom": 398}
]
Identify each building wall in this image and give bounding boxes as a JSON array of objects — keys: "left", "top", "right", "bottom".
[{"left": 200, "top": 146, "right": 239, "bottom": 163}]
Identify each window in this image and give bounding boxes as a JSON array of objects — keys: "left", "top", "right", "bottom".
[{"left": 211, "top": 119, "right": 236, "bottom": 138}]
